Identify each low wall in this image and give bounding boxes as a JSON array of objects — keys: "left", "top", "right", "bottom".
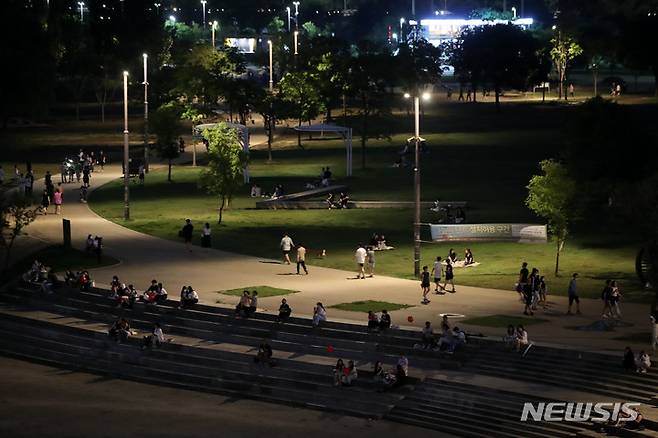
[{"left": 256, "top": 200, "right": 468, "bottom": 210}]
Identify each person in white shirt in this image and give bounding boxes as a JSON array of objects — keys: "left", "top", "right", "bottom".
[
  {"left": 280, "top": 233, "right": 294, "bottom": 264},
  {"left": 397, "top": 353, "right": 409, "bottom": 376},
  {"left": 431, "top": 256, "right": 443, "bottom": 293},
  {"left": 312, "top": 302, "right": 327, "bottom": 327},
  {"left": 355, "top": 244, "right": 367, "bottom": 279},
  {"left": 296, "top": 245, "right": 308, "bottom": 275}
]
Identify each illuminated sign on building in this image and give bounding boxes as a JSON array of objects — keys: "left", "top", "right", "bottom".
[
  {"left": 225, "top": 38, "right": 257, "bottom": 53},
  {"left": 419, "top": 18, "right": 534, "bottom": 46}
]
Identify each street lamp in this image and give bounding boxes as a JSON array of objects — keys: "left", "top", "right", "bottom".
[
  {"left": 293, "top": 30, "right": 299, "bottom": 55},
  {"left": 268, "top": 40, "right": 273, "bottom": 91},
  {"left": 154, "top": 2, "right": 161, "bottom": 14},
  {"left": 122, "top": 71, "right": 130, "bottom": 220},
  {"left": 211, "top": 20, "right": 218, "bottom": 49},
  {"left": 77, "top": 1, "right": 84, "bottom": 22},
  {"left": 286, "top": 6, "right": 291, "bottom": 32},
  {"left": 511, "top": 7, "right": 517, "bottom": 18},
  {"left": 169, "top": 15, "right": 176, "bottom": 23},
  {"left": 293, "top": 1, "right": 300, "bottom": 29},
  {"left": 200, "top": 0, "right": 207, "bottom": 28},
  {"left": 399, "top": 17, "right": 405, "bottom": 40},
  {"left": 142, "top": 54, "right": 149, "bottom": 173},
  {"left": 404, "top": 91, "right": 430, "bottom": 277}
]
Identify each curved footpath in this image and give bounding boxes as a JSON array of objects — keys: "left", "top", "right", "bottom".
[{"left": 13, "top": 157, "right": 657, "bottom": 356}]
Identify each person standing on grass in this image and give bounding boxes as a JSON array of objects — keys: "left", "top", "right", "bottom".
[
  {"left": 296, "top": 244, "right": 308, "bottom": 275},
  {"left": 432, "top": 256, "right": 443, "bottom": 293},
  {"left": 366, "top": 246, "right": 376, "bottom": 277},
  {"left": 138, "top": 164, "right": 145, "bottom": 185},
  {"left": 441, "top": 259, "right": 456, "bottom": 293},
  {"left": 53, "top": 188, "right": 63, "bottom": 215},
  {"left": 25, "top": 170, "right": 34, "bottom": 199},
  {"left": 567, "top": 272, "right": 581, "bottom": 315},
  {"left": 181, "top": 219, "right": 194, "bottom": 252},
  {"left": 421, "top": 266, "right": 431, "bottom": 304},
  {"left": 517, "top": 262, "right": 529, "bottom": 301},
  {"left": 355, "top": 244, "right": 367, "bottom": 279},
  {"left": 280, "top": 232, "right": 294, "bottom": 264}
]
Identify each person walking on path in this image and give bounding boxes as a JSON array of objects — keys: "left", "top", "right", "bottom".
[
  {"left": 567, "top": 272, "right": 581, "bottom": 315},
  {"left": 355, "top": 244, "right": 367, "bottom": 279},
  {"left": 40, "top": 189, "right": 50, "bottom": 214},
  {"left": 53, "top": 188, "right": 63, "bottom": 215},
  {"left": 441, "top": 259, "right": 456, "bottom": 293},
  {"left": 181, "top": 219, "right": 194, "bottom": 252},
  {"left": 601, "top": 279, "right": 613, "bottom": 318},
  {"left": 610, "top": 280, "right": 622, "bottom": 318},
  {"left": 651, "top": 314, "right": 657, "bottom": 352},
  {"left": 201, "top": 223, "right": 212, "bottom": 248},
  {"left": 366, "top": 246, "right": 376, "bottom": 277},
  {"left": 280, "top": 233, "right": 294, "bottom": 264},
  {"left": 296, "top": 244, "right": 308, "bottom": 275},
  {"left": 517, "top": 262, "right": 529, "bottom": 301},
  {"left": 432, "top": 256, "right": 443, "bottom": 293},
  {"left": 421, "top": 266, "right": 431, "bottom": 304}
]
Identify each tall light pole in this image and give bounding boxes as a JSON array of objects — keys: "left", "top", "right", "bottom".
[
  {"left": 211, "top": 20, "right": 218, "bottom": 49},
  {"left": 293, "top": 30, "right": 299, "bottom": 55},
  {"left": 77, "top": 1, "right": 84, "bottom": 22},
  {"left": 286, "top": 6, "right": 291, "bottom": 32},
  {"left": 268, "top": 40, "right": 273, "bottom": 91},
  {"left": 405, "top": 91, "right": 430, "bottom": 277},
  {"left": 511, "top": 6, "right": 517, "bottom": 18},
  {"left": 122, "top": 71, "right": 130, "bottom": 220},
  {"left": 154, "top": 2, "right": 161, "bottom": 14},
  {"left": 400, "top": 17, "right": 405, "bottom": 41},
  {"left": 142, "top": 54, "right": 149, "bottom": 173},
  {"left": 293, "top": 1, "right": 300, "bottom": 29},
  {"left": 200, "top": 0, "right": 207, "bottom": 28}
]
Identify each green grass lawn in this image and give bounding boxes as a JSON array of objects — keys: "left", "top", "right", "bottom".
[
  {"left": 329, "top": 300, "right": 413, "bottom": 313},
  {"left": 461, "top": 314, "right": 549, "bottom": 328},
  {"left": 219, "top": 286, "right": 299, "bottom": 297},
  {"left": 88, "top": 105, "right": 651, "bottom": 302}
]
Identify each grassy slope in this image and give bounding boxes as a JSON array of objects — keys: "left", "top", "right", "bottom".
[{"left": 89, "top": 103, "right": 648, "bottom": 301}]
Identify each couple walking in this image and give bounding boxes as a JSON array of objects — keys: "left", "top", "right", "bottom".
[{"left": 280, "top": 233, "right": 308, "bottom": 275}]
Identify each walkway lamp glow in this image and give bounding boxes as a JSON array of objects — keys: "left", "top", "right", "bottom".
[
  {"left": 268, "top": 40, "right": 274, "bottom": 91},
  {"left": 211, "top": 20, "right": 218, "bottom": 49},
  {"left": 287, "top": 6, "right": 291, "bottom": 31},
  {"left": 293, "top": 30, "right": 299, "bottom": 55},
  {"left": 122, "top": 71, "right": 130, "bottom": 220},
  {"left": 512, "top": 7, "right": 517, "bottom": 18},
  {"left": 404, "top": 91, "right": 428, "bottom": 277},
  {"left": 154, "top": 2, "right": 161, "bottom": 14},
  {"left": 293, "top": 1, "right": 300, "bottom": 29},
  {"left": 142, "top": 54, "right": 149, "bottom": 172},
  {"left": 78, "top": 1, "right": 85, "bottom": 22}
]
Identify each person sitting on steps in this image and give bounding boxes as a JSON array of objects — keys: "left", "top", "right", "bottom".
[
  {"left": 379, "top": 309, "right": 391, "bottom": 331},
  {"left": 254, "top": 340, "right": 274, "bottom": 366},
  {"left": 276, "top": 298, "right": 292, "bottom": 323},
  {"left": 235, "top": 290, "right": 251, "bottom": 317}
]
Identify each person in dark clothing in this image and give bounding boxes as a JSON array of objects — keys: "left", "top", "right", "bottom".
[
  {"left": 181, "top": 219, "right": 194, "bottom": 251},
  {"left": 379, "top": 309, "right": 391, "bottom": 330},
  {"left": 276, "top": 298, "right": 291, "bottom": 323},
  {"left": 623, "top": 346, "right": 635, "bottom": 371},
  {"left": 255, "top": 340, "right": 274, "bottom": 365}
]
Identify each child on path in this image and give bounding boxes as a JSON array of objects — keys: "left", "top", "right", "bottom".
[{"left": 421, "top": 266, "right": 431, "bottom": 304}]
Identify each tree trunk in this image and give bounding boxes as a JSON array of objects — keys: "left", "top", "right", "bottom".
[
  {"left": 168, "top": 159, "right": 172, "bottom": 182},
  {"left": 593, "top": 70, "right": 598, "bottom": 96},
  {"left": 542, "top": 86, "right": 546, "bottom": 103},
  {"left": 361, "top": 100, "right": 368, "bottom": 170},
  {"left": 494, "top": 85, "right": 501, "bottom": 110},
  {"left": 555, "top": 238, "right": 565, "bottom": 276},
  {"left": 217, "top": 195, "right": 226, "bottom": 224},
  {"left": 266, "top": 116, "right": 273, "bottom": 162}
]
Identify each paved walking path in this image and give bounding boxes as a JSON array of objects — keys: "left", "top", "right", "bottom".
[{"left": 12, "top": 149, "right": 657, "bottom": 357}]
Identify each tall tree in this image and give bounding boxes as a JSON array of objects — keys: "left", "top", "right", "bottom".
[
  {"left": 199, "top": 124, "right": 247, "bottom": 224},
  {"left": 526, "top": 160, "right": 579, "bottom": 276},
  {"left": 151, "top": 102, "right": 183, "bottom": 181},
  {"left": 454, "top": 24, "right": 543, "bottom": 108},
  {"left": 550, "top": 31, "right": 583, "bottom": 100},
  {"left": 278, "top": 71, "right": 325, "bottom": 147}
]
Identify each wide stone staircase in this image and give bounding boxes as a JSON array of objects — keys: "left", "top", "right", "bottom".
[{"left": 1, "top": 282, "right": 657, "bottom": 437}]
